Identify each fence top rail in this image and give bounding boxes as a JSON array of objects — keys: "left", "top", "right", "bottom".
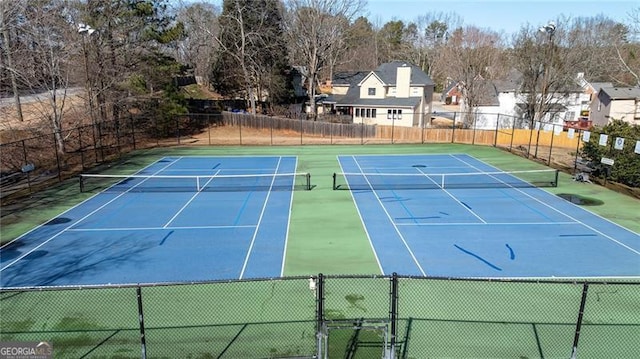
[{"left": 2, "top": 274, "right": 638, "bottom": 292}]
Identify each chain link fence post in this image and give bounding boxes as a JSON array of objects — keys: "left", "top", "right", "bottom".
[
  {"left": 570, "top": 283, "right": 589, "bottom": 359},
  {"left": 136, "top": 286, "right": 148, "bottom": 359},
  {"left": 315, "top": 273, "right": 324, "bottom": 359},
  {"left": 389, "top": 273, "right": 398, "bottom": 359}
]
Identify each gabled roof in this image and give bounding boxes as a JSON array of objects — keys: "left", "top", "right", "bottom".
[
  {"left": 476, "top": 80, "right": 500, "bottom": 107},
  {"left": 600, "top": 87, "right": 640, "bottom": 100},
  {"left": 357, "top": 71, "right": 385, "bottom": 87},
  {"left": 589, "top": 82, "right": 613, "bottom": 93},
  {"left": 373, "top": 61, "right": 435, "bottom": 86},
  {"left": 331, "top": 71, "right": 368, "bottom": 86},
  {"left": 442, "top": 81, "right": 460, "bottom": 95},
  {"left": 492, "top": 69, "right": 522, "bottom": 92}
]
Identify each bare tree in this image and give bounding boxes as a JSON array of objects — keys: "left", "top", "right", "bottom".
[
  {"left": 566, "top": 15, "right": 634, "bottom": 85},
  {"left": 282, "top": 0, "right": 365, "bottom": 116},
  {"left": 438, "top": 26, "right": 504, "bottom": 126},
  {"left": 176, "top": 2, "right": 220, "bottom": 87},
  {"left": 618, "top": 7, "right": 640, "bottom": 86},
  {"left": 406, "top": 12, "right": 462, "bottom": 84},
  {"left": 0, "top": 1, "right": 26, "bottom": 122},
  {"left": 510, "top": 17, "right": 616, "bottom": 130},
  {"left": 4, "top": 0, "right": 78, "bottom": 154}
]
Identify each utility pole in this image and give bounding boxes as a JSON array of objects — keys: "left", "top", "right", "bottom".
[{"left": 534, "top": 21, "right": 556, "bottom": 158}]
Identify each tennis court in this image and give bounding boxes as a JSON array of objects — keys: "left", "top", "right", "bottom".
[
  {"left": 1, "top": 150, "right": 638, "bottom": 288},
  {"left": 0, "top": 155, "right": 310, "bottom": 287},
  {"left": 336, "top": 153, "right": 640, "bottom": 278}
]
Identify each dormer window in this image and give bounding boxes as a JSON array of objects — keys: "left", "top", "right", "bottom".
[{"left": 368, "top": 88, "right": 376, "bottom": 96}]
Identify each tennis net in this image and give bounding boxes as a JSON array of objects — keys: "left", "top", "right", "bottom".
[
  {"left": 332, "top": 169, "right": 559, "bottom": 190},
  {"left": 80, "top": 172, "right": 312, "bottom": 193}
]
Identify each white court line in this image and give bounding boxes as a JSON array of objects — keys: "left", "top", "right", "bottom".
[
  {"left": 280, "top": 157, "right": 298, "bottom": 277},
  {"left": 338, "top": 157, "right": 385, "bottom": 275},
  {"left": 413, "top": 167, "right": 487, "bottom": 224},
  {"left": 0, "top": 157, "right": 183, "bottom": 272},
  {"left": 162, "top": 169, "right": 221, "bottom": 228},
  {"left": 352, "top": 156, "right": 427, "bottom": 276},
  {"left": 396, "top": 221, "right": 580, "bottom": 226},
  {"left": 66, "top": 225, "right": 256, "bottom": 231},
  {"left": 239, "top": 157, "right": 284, "bottom": 279},
  {"left": 453, "top": 155, "right": 640, "bottom": 256}
]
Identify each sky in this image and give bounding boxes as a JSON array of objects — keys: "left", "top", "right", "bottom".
[
  {"left": 195, "top": 0, "right": 637, "bottom": 36},
  {"left": 366, "top": 0, "right": 637, "bottom": 35}
]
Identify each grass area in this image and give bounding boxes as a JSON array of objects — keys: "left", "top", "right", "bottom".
[{"left": 1, "top": 143, "right": 639, "bottom": 358}]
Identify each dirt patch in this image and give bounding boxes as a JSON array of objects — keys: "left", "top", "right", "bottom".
[{"left": 1, "top": 92, "right": 89, "bottom": 143}]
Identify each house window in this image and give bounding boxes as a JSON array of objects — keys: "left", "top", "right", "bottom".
[
  {"left": 356, "top": 108, "right": 376, "bottom": 118},
  {"left": 368, "top": 88, "right": 376, "bottom": 96},
  {"left": 388, "top": 109, "right": 403, "bottom": 120}
]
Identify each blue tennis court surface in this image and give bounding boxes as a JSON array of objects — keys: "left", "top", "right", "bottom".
[
  {"left": 2, "top": 153, "right": 639, "bottom": 287},
  {"left": 338, "top": 154, "right": 640, "bottom": 278},
  {"left": 1, "top": 156, "right": 301, "bottom": 287}
]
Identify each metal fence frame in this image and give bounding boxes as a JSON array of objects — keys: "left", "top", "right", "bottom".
[
  {"left": 1, "top": 275, "right": 638, "bottom": 358},
  {"left": 2, "top": 111, "right": 638, "bottom": 205}
]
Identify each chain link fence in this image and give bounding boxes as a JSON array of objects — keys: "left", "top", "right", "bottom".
[
  {"left": 1, "top": 275, "right": 638, "bottom": 358},
  {"left": 3, "top": 110, "right": 639, "bottom": 204}
]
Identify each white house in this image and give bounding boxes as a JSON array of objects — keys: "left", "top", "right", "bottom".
[
  {"left": 590, "top": 87, "right": 640, "bottom": 126},
  {"left": 460, "top": 70, "right": 595, "bottom": 131},
  {"left": 333, "top": 61, "right": 435, "bottom": 127}
]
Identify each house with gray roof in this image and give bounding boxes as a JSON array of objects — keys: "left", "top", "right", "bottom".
[
  {"left": 590, "top": 87, "right": 640, "bottom": 126},
  {"left": 462, "top": 70, "right": 596, "bottom": 131},
  {"left": 333, "top": 61, "right": 434, "bottom": 127}
]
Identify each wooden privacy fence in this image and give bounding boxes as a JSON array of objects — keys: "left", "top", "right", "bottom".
[
  {"left": 223, "top": 112, "right": 376, "bottom": 139},
  {"left": 225, "top": 112, "right": 581, "bottom": 149},
  {"left": 375, "top": 125, "right": 581, "bottom": 149}
]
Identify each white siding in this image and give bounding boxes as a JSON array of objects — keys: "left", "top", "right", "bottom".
[
  {"left": 610, "top": 99, "right": 638, "bottom": 123},
  {"left": 359, "top": 76, "right": 385, "bottom": 99}
]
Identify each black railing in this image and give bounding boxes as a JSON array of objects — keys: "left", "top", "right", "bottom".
[{"left": 2, "top": 111, "right": 638, "bottom": 206}]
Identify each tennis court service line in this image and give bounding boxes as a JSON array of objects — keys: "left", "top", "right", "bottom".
[
  {"left": 66, "top": 225, "right": 257, "bottom": 231},
  {"left": 395, "top": 221, "right": 580, "bottom": 226},
  {"left": 163, "top": 169, "right": 222, "bottom": 228},
  {"left": 413, "top": 166, "right": 487, "bottom": 224},
  {"left": 454, "top": 155, "right": 640, "bottom": 256},
  {"left": 352, "top": 156, "right": 427, "bottom": 276},
  {"left": 0, "top": 157, "right": 184, "bottom": 272}
]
